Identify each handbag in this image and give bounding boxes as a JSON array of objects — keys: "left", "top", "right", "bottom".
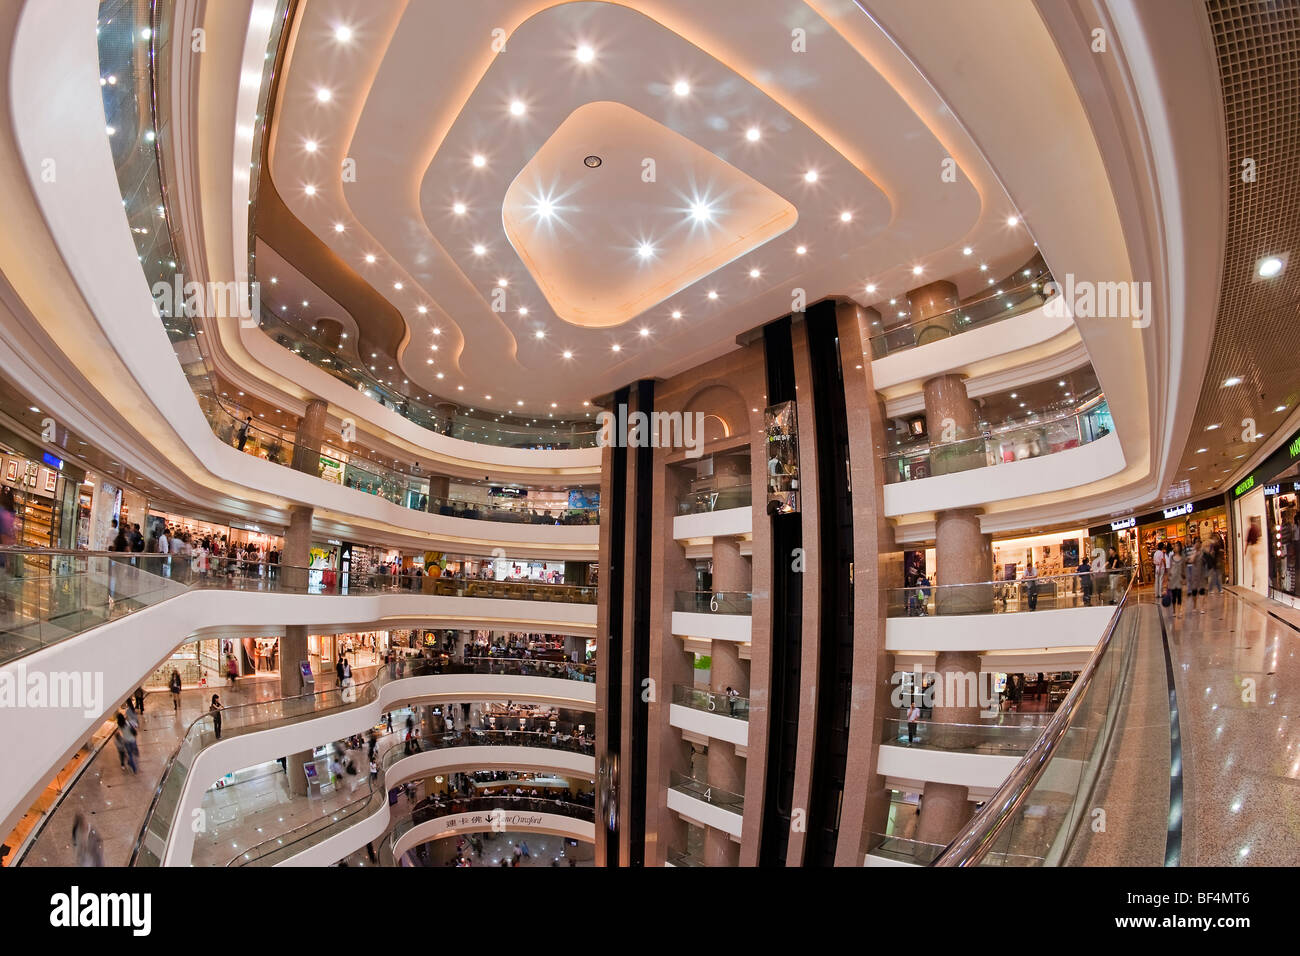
[{"left": 1161, "top": 589, "right": 1172, "bottom": 608}]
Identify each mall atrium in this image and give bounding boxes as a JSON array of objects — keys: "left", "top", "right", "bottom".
[{"left": 0, "top": 0, "right": 1295, "bottom": 916}]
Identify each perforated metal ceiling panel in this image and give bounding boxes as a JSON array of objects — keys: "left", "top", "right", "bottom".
[{"left": 1172, "top": 0, "right": 1300, "bottom": 497}]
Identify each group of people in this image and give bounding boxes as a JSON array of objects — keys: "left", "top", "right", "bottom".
[
  {"left": 1151, "top": 534, "right": 1225, "bottom": 616},
  {"left": 107, "top": 521, "right": 282, "bottom": 581},
  {"left": 1073, "top": 547, "right": 1131, "bottom": 606}
]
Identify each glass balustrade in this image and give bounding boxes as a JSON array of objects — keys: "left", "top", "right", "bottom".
[
  {"left": 666, "top": 849, "right": 707, "bottom": 867},
  {"left": 386, "top": 794, "right": 596, "bottom": 865},
  {"left": 133, "top": 656, "right": 597, "bottom": 866},
  {"left": 881, "top": 717, "right": 1051, "bottom": 755},
  {"left": 868, "top": 270, "right": 1055, "bottom": 359},
  {"left": 668, "top": 771, "right": 744, "bottom": 815},
  {"left": 673, "top": 591, "right": 753, "bottom": 615},
  {"left": 866, "top": 832, "right": 949, "bottom": 865},
  {"left": 672, "top": 684, "right": 750, "bottom": 720},
  {"left": 884, "top": 396, "right": 1112, "bottom": 484},
  {"left": 677, "top": 481, "right": 752, "bottom": 515},
  {"left": 886, "top": 569, "right": 1132, "bottom": 617},
  {"left": 0, "top": 547, "right": 598, "bottom": 669}
]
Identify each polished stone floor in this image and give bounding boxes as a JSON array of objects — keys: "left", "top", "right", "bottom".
[{"left": 1170, "top": 587, "right": 1300, "bottom": 866}]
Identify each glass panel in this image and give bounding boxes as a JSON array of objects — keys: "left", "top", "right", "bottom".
[{"left": 673, "top": 591, "right": 752, "bottom": 614}]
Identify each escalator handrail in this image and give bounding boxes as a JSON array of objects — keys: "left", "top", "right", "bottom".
[{"left": 931, "top": 570, "right": 1136, "bottom": 866}]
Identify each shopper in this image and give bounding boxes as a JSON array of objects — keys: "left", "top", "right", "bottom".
[
  {"left": 1206, "top": 534, "right": 1225, "bottom": 596},
  {"left": 236, "top": 416, "right": 252, "bottom": 452},
  {"left": 1023, "top": 562, "right": 1040, "bottom": 611},
  {"left": 133, "top": 685, "right": 145, "bottom": 714},
  {"left": 1168, "top": 541, "right": 1186, "bottom": 617},
  {"left": 906, "top": 701, "right": 921, "bottom": 744},
  {"left": 116, "top": 712, "right": 138, "bottom": 774},
  {"left": 226, "top": 653, "right": 238, "bottom": 687},
  {"left": 209, "top": 693, "right": 223, "bottom": 739},
  {"left": 169, "top": 668, "right": 182, "bottom": 711},
  {"left": 1186, "top": 540, "right": 1204, "bottom": 612},
  {"left": 1106, "top": 547, "right": 1123, "bottom": 603},
  {"left": 1076, "top": 552, "right": 1094, "bottom": 606},
  {"left": 1153, "top": 541, "right": 1168, "bottom": 600}
]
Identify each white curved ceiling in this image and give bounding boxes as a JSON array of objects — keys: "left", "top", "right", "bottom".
[{"left": 268, "top": 0, "right": 1033, "bottom": 415}]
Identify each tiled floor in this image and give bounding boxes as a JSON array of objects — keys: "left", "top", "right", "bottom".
[
  {"left": 395, "top": 831, "right": 594, "bottom": 867},
  {"left": 21, "top": 673, "right": 286, "bottom": 866},
  {"left": 1170, "top": 587, "right": 1300, "bottom": 866}
]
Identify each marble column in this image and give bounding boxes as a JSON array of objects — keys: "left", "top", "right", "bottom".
[
  {"left": 934, "top": 507, "right": 993, "bottom": 614},
  {"left": 907, "top": 279, "right": 960, "bottom": 344},
  {"left": 425, "top": 474, "right": 450, "bottom": 512},
  {"left": 915, "top": 782, "right": 974, "bottom": 846},
  {"left": 291, "top": 398, "right": 329, "bottom": 476}
]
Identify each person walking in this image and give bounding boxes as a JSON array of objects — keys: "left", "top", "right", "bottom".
[
  {"left": 1168, "top": 541, "right": 1186, "bottom": 618},
  {"left": 133, "top": 685, "right": 145, "bottom": 714},
  {"left": 1186, "top": 540, "right": 1204, "bottom": 613},
  {"left": 169, "top": 668, "right": 182, "bottom": 712},
  {"left": 225, "top": 653, "right": 238, "bottom": 687},
  {"left": 209, "top": 693, "right": 223, "bottom": 739},
  {"left": 1152, "top": 541, "right": 1168, "bottom": 601},
  {"left": 116, "top": 712, "right": 138, "bottom": 774}
]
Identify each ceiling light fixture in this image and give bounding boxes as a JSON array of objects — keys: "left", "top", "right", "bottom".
[
  {"left": 673, "top": 79, "right": 690, "bottom": 97},
  {"left": 393, "top": 281, "right": 403, "bottom": 290},
  {"left": 1205, "top": 423, "right": 1221, "bottom": 430},
  {"left": 509, "top": 99, "right": 526, "bottom": 116},
  {"left": 1006, "top": 215, "right": 1019, "bottom": 226},
  {"left": 611, "top": 344, "right": 621, "bottom": 352},
  {"left": 471, "top": 153, "right": 486, "bottom": 168},
  {"left": 796, "top": 245, "right": 807, "bottom": 255},
  {"left": 1222, "top": 376, "right": 1243, "bottom": 387},
  {"left": 304, "top": 139, "right": 318, "bottom": 153},
  {"left": 303, "top": 184, "right": 316, "bottom": 196},
  {"left": 417, "top": 305, "right": 428, "bottom": 314},
  {"left": 746, "top": 126, "right": 761, "bottom": 142},
  {"left": 333, "top": 25, "right": 353, "bottom": 43},
  {"left": 639, "top": 328, "right": 650, "bottom": 337},
  {"left": 671, "top": 310, "right": 682, "bottom": 319},
  {"left": 575, "top": 44, "right": 595, "bottom": 63},
  {"left": 583, "top": 155, "right": 602, "bottom": 168},
  {"left": 333, "top": 222, "right": 344, "bottom": 233},
  {"left": 840, "top": 211, "right": 853, "bottom": 223},
  {"left": 472, "top": 244, "right": 486, "bottom": 255},
  {"left": 749, "top": 268, "right": 761, "bottom": 278},
  {"left": 690, "top": 201, "right": 712, "bottom": 223},
  {"left": 364, "top": 254, "right": 376, "bottom": 264},
  {"left": 911, "top": 265, "right": 923, "bottom": 275},
  {"left": 518, "top": 306, "right": 528, "bottom": 316},
  {"left": 707, "top": 291, "right": 719, "bottom": 300},
  {"left": 315, "top": 88, "right": 332, "bottom": 103},
  {"left": 452, "top": 202, "right": 467, "bottom": 215},
  {"left": 865, "top": 283, "right": 877, "bottom": 294},
  {"left": 535, "top": 330, "right": 545, "bottom": 339},
  {"left": 497, "top": 278, "right": 509, "bottom": 288},
  {"left": 637, "top": 242, "right": 655, "bottom": 260},
  {"left": 804, "top": 169, "right": 818, "bottom": 183},
  {"left": 962, "top": 247, "right": 972, "bottom": 255},
  {"left": 1257, "top": 254, "right": 1287, "bottom": 278},
  {"left": 563, "top": 350, "right": 573, "bottom": 359}
]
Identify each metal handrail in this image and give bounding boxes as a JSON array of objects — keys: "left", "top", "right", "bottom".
[{"left": 931, "top": 573, "right": 1136, "bottom": 866}]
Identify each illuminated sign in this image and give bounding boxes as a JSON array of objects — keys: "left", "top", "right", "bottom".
[
  {"left": 1264, "top": 484, "right": 1281, "bottom": 496},
  {"left": 1162, "top": 502, "right": 1193, "bottom": 519},
  {"left": 41, "top": 452, "right": 63, "bottom": 470},
  {"left": 1110, "top": 517, "right": 1135, "bottom": 531},
  {"left": 1234, "top": 475, "right": 1255, "bottom": 498},
  {"left": 1290, "top": 435, "right": 1300, "bottom": 459}
]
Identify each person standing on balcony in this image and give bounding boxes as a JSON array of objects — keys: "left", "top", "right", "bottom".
[
  {"left": 209, "top": 694, "right": 223, "bottom": 739},
  {"left": 1023, "top": 562, "right": 1040, "bottom": 611},
  {"left": 906, "top": 701, "right": 921, "bottom": 744},
  {"left": 236, "top": 416, "right": 252, "bottom": 452},
  {"left": 1076, "top": 552, "right": 1095, "bottom": 606}
]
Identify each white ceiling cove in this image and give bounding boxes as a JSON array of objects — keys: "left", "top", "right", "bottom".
[{"left": 268, "top": 0, "right": 1034, "bottom": 414}]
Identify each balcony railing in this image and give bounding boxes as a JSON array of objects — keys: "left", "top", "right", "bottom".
[
  {"left": 677, "top": 481, "right": 752, "bottom": 515},
  {"left": 673, "top": 591, "right": 753, "bottom": 615},
  {"left": 881, "top": 717, "right": 1051, "bottom": 756},
  {"left": 672, "top": 684, "right": 750, "bottom": 721},
  {"left": 886, "top": 569, "right": 1133, "bottom": 617},
  {"left": 133, "top": 658, "right": 596, "bottom": 866},
  {"left": 668, "top": 772, "right": 744, "bottom": 815},
  {"left": 868, "top": 269, "right": 1054, "bottom": 359},
  {"left": 884, "top": 395, "right": 1112, "bottom": 484}
]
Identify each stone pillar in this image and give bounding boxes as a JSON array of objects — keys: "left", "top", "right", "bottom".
[
  {"left": 705, "top": 534, "right": 747, "bottom": 865},
  {"left": 908, "top": 279, "right": 959, "bottom": 344},
  {"left": 314, "top": 318, "right": 343, "bottom": 352},
  {"left": 915, "top": 782, "right": 974, "bottom": 846},
  {"left": 291, "top": 398, "right": 329, "bottom": 476},
  {"left": 425, "top": 475, "right": 450, "bottom": 512},
  {"left": 922, "top": 373, "right": 984, "bottom": 477},
  {"left": 934, "top": 508, "right": 993, "bottom": 613},
  {"left": 434, "top": 401, "right": 458, "bottom": 436}
]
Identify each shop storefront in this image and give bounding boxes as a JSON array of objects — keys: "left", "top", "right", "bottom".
[
  {"left": 1230, "top": 424, "right": 1300, "bottom": 606},
  {"left": 1090, "top": 494, "right": 1231, "bottom": 585},
  {"left": 915, "top": 528, "right": 1088, "bottom": 583},
  {"left": 0, "top": 442, "right": 84, "bottom": 549}
]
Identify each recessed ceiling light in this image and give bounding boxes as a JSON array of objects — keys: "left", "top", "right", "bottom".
[
  {"left": 576, "top": 44, "right": 595, "bottom": 63},
  {"left": 979, "top": 263, "right": 988, "bottom": 272},
  {"left": 517, "top": 400, "right": 524, "bottom": 406},
  {"left": 962, "top": 247, "right": 972, "bottom": 255},
  {"left": 746, "top": 126, "right": 761, "bottom": 142},
  {"left": 672, "top": 79, "right": 690, "bottom": 97},
  {"left": 749, "top": 268, "right": 761, "bottom": 278},
  {"left": 509, "top": 100, "right": 526, "bottom": 116},
  {"left": 393, "top": 281, "right": 403, "bottom": 290},
  {"left": 473, "top": 244, "right": 486, "bottom": 255},
  {"left": 301, "top": 300, "right": 309, "bottom": 307},
  {"left": 432, "top": 327, "right": 440, "bottom": 335},
  {"left": 497, "top": 278, "right": 509, "bottom": 288},
  {"left": 334, "top": 25, "right": 353, "bottom": 43},
  {"left": 796, "top": 245, "right": 807, "bottom": 255},
  {"left": 1196, "top": 447, "right": 1207, "bottom": 453},
  {"left": 707, "top": 291, "right": 719, "bottom": 300},
  {"left": 563, "top": 350, "right": 573, "bottom": 359},
  {"left": 611, "top": 344, "right": 621, "bottom": 352},
  {"left": 639, "top": 328, "right": 650, "bottom": 337},
  {"left": 452, "top": 202, "right": 467, "bottom": 215},
  {"left": 690, "top": 201, "right": 711, "bottom": 222},
  {"left": 485, "top": 395, "right": 492, "bottom": 400},
  {"left": 315, "top": 88, "right": 332, "bottom": 103},
  {"left": 333, "top": 222, "right": 344, "bottom": 233},
  {"left": 457, "top": 385, "right": 464, "bottom": 391},
  {"left": 1256, "top": 254, "right": 1286, "bottom": 278},
  {"left": 583, "top": 155, "right": 602, "bottom": 168},
  {"left": 436, "top": 373, "right": 444, "bottom": 379},
  {"left": 671, "top": 310, "right": 682, "bottom": 319},
  {"left": 303, "top": 184, "right": 316, "bottom": 196},
  {"left": 304, "top": 140, "right": 318, "bottom": 153},
  {"left": 1058, "top": 380, "right": 1066, "bottom": 386},
  {"left": 865, "top": 283, "right": 877, "bottom": 294},
  {"left": 518, "top": 306, "right": 528, "bottom": 316},
  {"left": 637, "top": 242, "right": 655, "bottom": 260},
  {"left": 535, "top": 197, "right": 554, "bottom": 218},
  {"left": 1006, "top": 215, "right": 1019, "bottom": 226},
  {"left": 29, "top": 406, "right": 39, "bottom": 413},
  {"left": 535, "top": 330, "right": 545, "bottom": 339},
  {"left": 1275, "top": 405, "right": 1287, "bottom": 412},
  {"left": 840, "top": 211, "right": 852, "bottom": 223},
  {"left": 417, "top": 305, "right": 428, "bottom": 314},
  {"left": 911, "top": 265, "right": 923, "bottom": 275},
  {"left": 426, "top": 358, "right": 434, "bottom": 364},
  {"left": 471, "top": 154, "right": 486, "bottom": 168},
  {"left": 270, "top": 277, "right": 277, "bottom": 283},
  {"left": 365, "top": 254, "right": 376, "bottom": 264},
  {"left": 1222, "top": 376, "right": 1243, "bottom": 387},
  {"left": 1205, "top": 423, "right": 1221, "bottom": 430},
  {"left": 804, "top": 169, "right": 818, "bottom": 183},
  {"left": 1010, "top": 393, "right": 1018, "bottom": 398}
]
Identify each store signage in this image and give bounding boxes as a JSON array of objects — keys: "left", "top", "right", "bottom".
[
  {"left": 1234, "top": 475, "right": 1255, "bottom": 498},
  {"left": 1110, "top": 517, "right": 1136, "bottom": 531},
  {"left": 1264, "top": 484, "right": 1281, "bottom": 496},
  {"left": 1291, "top": 434, "right": 1300, "bottom": 459},
  {"left": 41, "top": 452, "right": 62, "bottom": 470},
  {"left": 1162, "top": 502, "right": 1193, "bottom": 519}
]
